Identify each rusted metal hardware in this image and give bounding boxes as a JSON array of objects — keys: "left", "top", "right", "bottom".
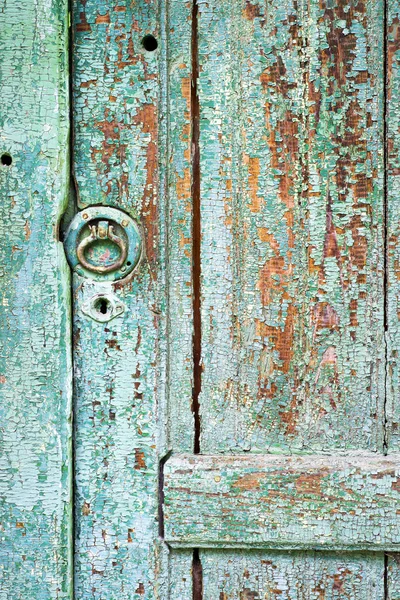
[
  {"left": 81, "top": 292, "right": 125, "bottom": 323},
  {"left": 64, "top": 206, "right": 142, "bottom": 282},
  {"left": 76, "top": 221, "right": 127, "bottom": 274}
]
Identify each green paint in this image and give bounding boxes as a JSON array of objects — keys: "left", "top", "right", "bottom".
[
  {"left": 72, "top": 1, "right": 167, "bottom": 598},
  {"left": 201, "top": 551, "right": 383, "bottom": 599},
  {"left": 196, "top": 0, "right": 385, "bottom": 453},
  {"left": 166, "top": 0, "right": 196, "bottom": 455},
  {"left": 2, "top": 0, "right": 400, "bottom": 597},
  {"left": 0, "top": 0, "right": 71, "bottom": 598},
  {"left": 164, "top": 453, "right": 400, "bottom": 550},
  {"left": 387, "top": 0, "right": 400, "bottom": 453}
]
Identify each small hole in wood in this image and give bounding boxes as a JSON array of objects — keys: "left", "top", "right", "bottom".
[
  {"left": 1, "top": 154, "right": 12, "bottom": 166},
  {"left": 142, "top": 34, "right": 158, "bottom": 52}
]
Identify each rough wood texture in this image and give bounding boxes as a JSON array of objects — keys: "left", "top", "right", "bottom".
[
  {"left": 164, "top": 453, "right": 400, "bottom": 550},
  {"left": 197, "top": 0, "right": 385, "bottom": 453},
  {"left": 387, "top": 0, "right": 400, "bottom": 451},
  {"left": 72, "top": 1, "right": 167, "bottom": 597},
  {"left": 167, "top": 551, "right": 193, "bottom": 598},
  {"left": 201, "top": 550, "right": 384, "bottom": 599},
  {"left": 166, "top": 0, "right": 195, "bottom": 454},
  {"left": 0, "top": 0, "right": 72, "bottom": 597},
  {"left": 163, "top": 0, "right": 389, "bottom": 595},
  {"left": 388, "top": 555, "right": 400, "bottom": 600},
  {"left": 1, "top": 0, "right": 396, "bottom": 596}
]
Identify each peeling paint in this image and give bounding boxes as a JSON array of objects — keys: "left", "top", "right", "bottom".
[{"left": 0, "top": 0, "right": 72, "bottom": 597}]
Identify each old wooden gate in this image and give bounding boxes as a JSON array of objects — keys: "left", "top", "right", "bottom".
[{"left": 2, "top": 0, "right": 400, "bottom": 597}]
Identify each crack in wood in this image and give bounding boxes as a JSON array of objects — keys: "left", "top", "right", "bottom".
[
  {"left": 384, "top": 0, "right": 389, "bottom": 458},
  {"left": 191, "top": 0, "right": 202, "bottom": 457},
  {"left": 192, "top": 549, "right": 203, "bottom": 600}
]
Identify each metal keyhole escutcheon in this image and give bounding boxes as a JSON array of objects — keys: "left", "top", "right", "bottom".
[{"left": 64, "top": 207, "right": 142, "bottom": 281}]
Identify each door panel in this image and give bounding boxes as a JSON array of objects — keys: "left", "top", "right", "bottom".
[
  {"left": 388, "top": 555, "right": 400, "bottom": 600},
  {"left": 0, "top": 0, "right": 71, "bottom": 597},
  {"left": 164, "top": 0, "right": 390, "bottom": 596},
  {"left": 196, "top": 0, "right": 385, "bottom": 454},
  {"left": 168, "top": 551, "right": 194, "bottom": 598},
  {"left": 1, "top": 0, "right": 399, "bottom": 597}
]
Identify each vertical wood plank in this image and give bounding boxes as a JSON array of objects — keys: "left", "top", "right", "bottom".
[
  {"left": 387, "top": 0, "right": 400, "bottom": 451},
  {"left": 168, "top": 550, "right": 193, "bottom": 599},
  {"left": 167, "top": 0, "right": 195, "bottom": 453},
  {"left": 197, "top": 0, "right": 385, "bottom": 453},
  {"left": 192, "top": 0, "right": 386, "bottom": 595},
  {"left": 388, "top": 555, "right": 400, "bottom": 600},
  {"left": 164, "top": 1, "right": 196, "bottom": 593},
  {"left": 386, "top": 1, "right": 400, "bottom": 593},
  {"left": 72, "top": 1, "right": 167, "bottom": 597},
  {"left": 0, "top": 1, "right": 72, "bottom": 598},
  {"left": 201, "top": 551, "right": 383, "bottom": 600}
]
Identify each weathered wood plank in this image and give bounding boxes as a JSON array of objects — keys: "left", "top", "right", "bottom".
[
  {"left": 73, "top": 0, "right": 158, "bottom": 215},
  {"left": 72, "top": 1, "right": 166, "bottom": 597},
  {"left": 197, "top": 0, "right": 385, "bottom": 453},
  {"left": 167, "top": 550, "right": 193, "bottom": 599},
  {"left": 0, "top": 0, "right": 72, "bottom": 597},
  {"left": 164, "top": 453, "right": 400, "bottom": 550},
  {"left": 72, "top": 280, "right": 163, "bottom": 598},
  {"left": 387, "top": 0, "right": 400, "bottom": 451},
  {"left": 201, "top": 550, "right": 384, "bottom": 599},
  {"left": 166, "top": 0, "right": 195, "bottom": 454},
  {"left": 388, "top": 555, "right": 400, "bottom": 600}
]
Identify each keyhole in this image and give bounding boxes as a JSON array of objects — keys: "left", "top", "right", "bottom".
[{"left": 94, "top": 297, "right": 110, "bottom": 315}]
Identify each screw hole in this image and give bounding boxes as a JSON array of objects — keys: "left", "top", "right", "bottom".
[
  {"left": 142, "top": 34, "right": 158, "bottom": 52},
  {"left": 1, "top": 154, "right": 12, "bottom": 167},
  {"left": 94, "top": 298, "right": 110, "bottom": 315},
  {"left": 126, "top": 261, "right": 132, "bottom": 266}
]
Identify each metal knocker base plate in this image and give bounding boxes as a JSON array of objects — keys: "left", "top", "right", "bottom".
[{"left": 63, "top": 206, "right": 142, "bottom": 282}]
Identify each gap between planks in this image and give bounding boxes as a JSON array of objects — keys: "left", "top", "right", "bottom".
[{"left": 190, "top": 0, "right": 203, "bottom": 596}]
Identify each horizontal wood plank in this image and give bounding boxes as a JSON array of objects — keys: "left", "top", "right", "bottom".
[{"left": 164, "top": 454, "right": 400, "bottom": 550}]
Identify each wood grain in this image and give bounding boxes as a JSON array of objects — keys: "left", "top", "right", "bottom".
[
  {"left": 0, "top": 0, "right": 72, "bottom": 597},
  {"left": 197, "top": 0, "right": 385, "bottom": 454},
  {"left": 164, "top": 453, "right": 400, "bottom": 550}
]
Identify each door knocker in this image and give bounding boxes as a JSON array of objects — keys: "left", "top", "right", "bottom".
[{"left": 63, "top": 206, "right": 142, "bottom": 282}]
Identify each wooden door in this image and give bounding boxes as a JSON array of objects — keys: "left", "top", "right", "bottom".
[{"left": 2, "top": 0, "right": 400, "bottom": 598}]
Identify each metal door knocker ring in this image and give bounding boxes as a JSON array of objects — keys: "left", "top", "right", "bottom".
[
  {"left": 63, "top": 206, "right": 142, "bottom": 282},
  {"left": 76, "top": 222, "right": 127, "bottom": 274}
]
